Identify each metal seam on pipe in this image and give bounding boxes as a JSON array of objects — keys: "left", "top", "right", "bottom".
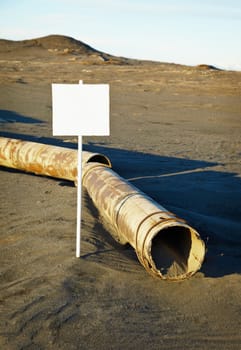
[{"left": 115, "top": 193, "right": 141, "bottom": 225}]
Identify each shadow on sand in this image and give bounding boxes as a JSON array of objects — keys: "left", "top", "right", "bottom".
[
  {"left": 0, "top": 132, "right": 240, "bottom": 278},
  {"left": 0, "top": 110, "right": 44, "bottom": 124}
]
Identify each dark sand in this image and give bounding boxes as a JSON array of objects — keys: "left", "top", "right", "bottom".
[{"left": 0, "top": 36, "right": 241, "bottom": 349}]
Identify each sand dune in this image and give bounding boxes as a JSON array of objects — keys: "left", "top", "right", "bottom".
[{"left": 0, "top": 35, "right": 241, "bottom": 349}]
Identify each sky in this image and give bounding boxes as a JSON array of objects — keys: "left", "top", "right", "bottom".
[{"left": 1, "top": 0, "right": 241, "bottom": 70}]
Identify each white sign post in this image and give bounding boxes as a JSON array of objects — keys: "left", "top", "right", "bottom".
[{"left": 52, "top": 81, "right": 109, "bottom": 257}]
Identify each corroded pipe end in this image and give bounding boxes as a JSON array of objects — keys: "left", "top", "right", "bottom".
[
  {"left": 139, "top": 222, "right": 205, "bottom": 280},
  {"left": 82, "top": 163, "right": 206, "bottom": 280},
  {"left": 82, "top": 151, "right": 111, "bottom": 167}
]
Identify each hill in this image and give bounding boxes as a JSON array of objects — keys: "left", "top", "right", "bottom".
[
  {"left": 0, "top": 34, "right": 137, "bottom": 64},
  {"left": 0, "top": 34, "right": 222, "bottom": 69}
]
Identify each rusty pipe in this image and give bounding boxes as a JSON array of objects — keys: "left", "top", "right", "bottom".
[
  {"left": 0, "top": 137, "right": 111, "bottom": 181},
  {"left": 82, "top": 162, "right": 205, "bottom": 280},
  {"left": 0, "top": 137, "right": 205, "bottom": 280}
]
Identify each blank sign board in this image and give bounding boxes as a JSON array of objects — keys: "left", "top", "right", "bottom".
[
  {"left": 52, "top": 82, "right": 110, "bottom": 258},
  {"left": 52, "top": 83, "right": 109, "bottom": 136}
]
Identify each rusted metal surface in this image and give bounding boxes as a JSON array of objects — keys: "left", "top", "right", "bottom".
[
  {"left": 0, "top": 137, "right": 111, "bottom": 182},
  {"left": 0, "top": 137, "right": 205, "bottom": 280},
  {"left": 82, "top": 162, "right": 206, "bottom": 280}
]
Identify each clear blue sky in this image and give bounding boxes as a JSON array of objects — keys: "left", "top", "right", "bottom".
[{"left": 1, "top": 0, "right": 241, "bottom": 70}]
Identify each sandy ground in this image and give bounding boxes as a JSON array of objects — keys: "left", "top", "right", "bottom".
[{"left": 0, "top": 52, "right": 241, "bottom": 349}]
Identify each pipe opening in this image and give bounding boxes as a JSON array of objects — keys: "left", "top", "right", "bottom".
[
  {"left": 87, "top": 154, "right": 111, "bottom": 166},
  {"left": 151, "top": 226, "right": 193, "bottom": 279}
]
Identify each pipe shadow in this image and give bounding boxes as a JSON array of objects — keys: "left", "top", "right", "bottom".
[
  {"left": 85, "top": 141, "right": 219, "bottom": 177},
  {"left": 0, "top": 131, "right": 73, "bottom": 147}
]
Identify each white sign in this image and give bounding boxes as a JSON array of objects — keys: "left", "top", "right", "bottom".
[
  {"left": 52, "top": 81, "right": 110, "bottom": 257},
  {"left": 52, "top": 83, "right": 109, "bottom": 135}
]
